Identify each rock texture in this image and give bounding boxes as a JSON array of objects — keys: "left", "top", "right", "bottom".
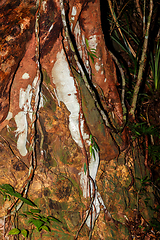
[{"left": 0, "top": 0, "right": 154, "bottom": 239}]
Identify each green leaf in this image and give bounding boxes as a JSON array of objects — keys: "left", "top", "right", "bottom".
[
  {"left": 90, "top": 52, "right": 98, "bottom": 59},
  {"left": 17, "top": 196, "right": 36, "bottom": 207},
  {"left": 0, "top": 184, "right": 36, "bottom": 207},
  {"left": 21, "top": 229, "right": 29, "bottom": 238},
  {"left": 28, "top": 218, "right": 44, "bottom": 230},
  {"left": 8, "top": 228, "right": 21, "bottom": 235},
  {"left": 40, "top": 225, "right": 50, "bottom": 232},
  {"left": 85, "top": 38, "right": 89, "bottom": 49},
  {"left": 24, "top": 211, "right": 34, "bottom": 215},
  {"left": 41, "top": 216, "right": 50, "bottom": 223},
  {"left": 84, "top": 162, "right": 87, "bottom": 175},
  {"left": 89, "top": 145, "right": 92, "bottom": 156},
  {"left": 92, "top": 148, "right": 96, "bottom": 160},
  {"left": 30, "top": 208, "right": 41, "bottom": 214},
  {"left": 93, "top": 142, "right": 99, "bottom": 151},
  {"left": 13, "top": 192, "right": 21, "bottom": 198},
  {"left": 0, "top": 184, "right": 15, "bottom": 195},
  {"left": 48, "top": 216, "right": 61, "bottom": 223},
  {"left": 90, "top": 48, "right": 96, "bottom": 51},
  {"left": 90, "top": 134, "right": 94, "bottom": 144}
]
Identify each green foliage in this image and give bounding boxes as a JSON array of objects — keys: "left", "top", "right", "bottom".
[
  {"left": 129, "top": 121, "right": 160, "bottom": 165},
  {"left": 21, "top": 228, "right": 29, "bottom": 238},
  {"left": 8, "top": 228, "right": 21, "bottom": 235},
  {"left": 0, "top": 184, "right": 61, "bottom": 238},
  {"left": 136, "top": 176, "right": 151, "bottom": 190},
  {"left": 8, "top": 208, "right": 61, "bottom": 237},
  {"left": 148, "top": 145, "right": 160, "bottom": 164},
  {"left": 129, "top": 122, "right": 160, "bottom": 139},
  {"left": 109, "top": 13, "right": 140, "bottom": 80},
  {"left": 0, "top": 184, "right": 36, "bottom": 207},
  {"left": 89, "top": 135, "right": 99, "bottom": 160},
  {"left": 150, "top": 218, "right": 160, "bottom": 232},
  {"left": 150, "top": 40, "right": 160, "bottom": 90}
]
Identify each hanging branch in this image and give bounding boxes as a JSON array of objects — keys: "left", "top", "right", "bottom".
[{"left": 129, "top": 0, "right": 153, "bottom": 119}]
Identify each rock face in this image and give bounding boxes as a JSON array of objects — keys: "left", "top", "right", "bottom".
[{"left": 0, "top": 1, "right": 154, "bottom": 239}]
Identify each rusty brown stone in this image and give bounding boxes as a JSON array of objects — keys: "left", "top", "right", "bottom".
[{"left": 0, "top": 1, "right": 154, "bottom": 239}]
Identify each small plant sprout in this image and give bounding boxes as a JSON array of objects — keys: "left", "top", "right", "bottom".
[
  {"left": 89, "top": 135, "right": 99, "bottom": 161},
  {"left": 85, "top": 38, "right": 98, "bottom": 64}
]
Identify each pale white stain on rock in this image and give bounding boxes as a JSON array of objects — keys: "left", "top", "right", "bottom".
[
  {"left": 42, "top": 0, "right": 47, "bottom": 11},
  {"left": 14, "top": 80, "right": 44, "bottom": 157},
  {"left": 71, "top": 6, "right": 77, "bottom": 16},
  {"left": 52, "top": 48, "right": 107, "bottom": 229},
  {"left": 22, "top": 72, "right": 30, "bottom": 79},
  {"left": 74, "top": 21, "right": 82, "bottom": 54},
  {"left": 79, "top": 147, "right": 107, "bottom": 228},
  {"left": 15, "top": 111, "right": 28, "bottom": 156},
  {"left": 88, "top": 34, "right": 98, "bottom": 50},
  {"left": 70, "top": 6, "right": 77, "bottom": 28},
  {"left": 19, "top": 84, "right": 33, "bottom": 120},
  {"left": 95, "top": 62, "right": 100, "bottom": 72},
  {"left": 14, "top": 84, "right": 33, "bottom": 156},
  {"left": 51, "top": 48, "right": 85, "bottom": 147}
]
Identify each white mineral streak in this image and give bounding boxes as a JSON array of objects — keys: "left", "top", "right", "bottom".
[
  {"left": 79, "top": 148, "right": 107, "bottom": 228},
  {"left": 15, "top": 111, "right": 28, "bottom": 156},
  {"left": 88, "top": 34, "right": 98, "bottom": 50},
  {"left": 14, "top": 84, "right": 32, "bottom": 156},
  {"left": 42, "top": 0, "right": 47, "bottom": 11},
  {"left": 71, "top": 6, "right": 77, "bottom": 16},
  {"left": 48, "top": 24, "right": 53, "bottom": 33},
  {"left": 32, "top": 75, "right": 40, "bottom": 107},
  {"left": 51, "top": 49, "right": 107, "bottom": 228},
  {"left": 14, "top": 75, "right": 43, "bottom": 156},
  {"left": 22, "top": 72, "right": 30, "bottom": 79},
  {"left": 19, "top": 84, "right": 33, "bottom": 120},
  {"left": 70, "top": 6, "right": 77, "bottom": 29},
  {"left": 51, "top": 49, "right": 83, "bottom": 147},
  {"left": 95, "top": 62, "right": 100, "bottom": 72}
]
